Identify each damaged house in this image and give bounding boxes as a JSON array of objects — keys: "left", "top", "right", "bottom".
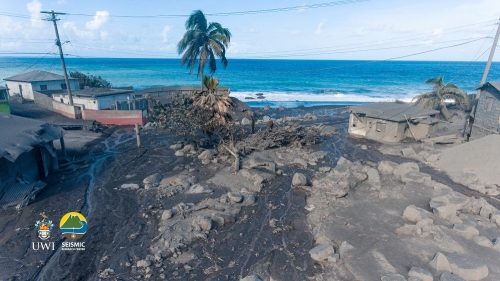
[
  {"left": 0, "top": 113, "right": 65, "bottom": 208},
  {"left": 470, "top": 82, "right": 500, "bottom": 140},
  {"left": 348, "top": 103, "right": 439, "bottom": 143}
]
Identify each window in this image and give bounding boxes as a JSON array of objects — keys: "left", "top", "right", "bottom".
[
  {"left": 376, "top": 121, "right": 386, "bottom": 133},
  {"left": 40, "top": 85, "right": 47, "bottom": 91},
  {"left": 61, "top": 84, "right": 67, "bottom": 90},
  {"left": 484, "top": 97, "right": 494, "bottom": 111}
]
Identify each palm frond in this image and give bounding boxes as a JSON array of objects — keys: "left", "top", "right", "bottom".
[{"left": 186, "top": 10, "right": 207, "bottom": 32}]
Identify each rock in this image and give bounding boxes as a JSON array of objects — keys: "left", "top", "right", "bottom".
[
  {"left": 292, "top": 158, "right": 308, "bottom": 167},
  {"left": 452, "top": 224, "right": 479, "bottom": 239},
  {"left": 403, "top": 205, "right": 431, "bottom": 223},
  {"left": 401, "top": 147, "right": 417, "bottom": 157},
  {"left": 360, "top": 145, "right": 368, "bottom": 150},
  {"left": 424, "top": 150, "right": 442, "bottom": 163},
  {"left": 198, "top": 150, "right": 214, "bottom": 160},
  {"left": 393, "top": 162, "right": 420, "bottom": 180},
  {"left": 192, "top": 217, "right": 212, "bottom": 231},
  {"left": 381, "top": 274, "right": 406, "bottom": 281},
  {"left": 309, "top": 244, "right": 335, "bottom": 262},
  {"left": 161, "top": 210, "right": 175, "bottom": 221},
  {"left": 186, "top": 184, "right": 212, "bottom": 194},
  {"left": 473, "top": 236, "right": 493, "bottom": 247},
  {"left": 320, "top": 126, "right": 336, "bottom": 136},
  {"left": 327, "top": 253, "right": 340, "bottom": 263},
  {"left": 241, "top": 118, "right": 251, "bottom": 125},
  {"left": 292, "top": 173, "right": 308, "bottom": 187},
  {"left": 201, "top": 159, "right": 211, "bottom": 165},
  {"left": 263, "top": 105, "right": 271, "bottom": 110},
  {"left": 279, "top": 105, "right": 285, "bottom": 111},
  {"left": 143, "top": 173, "right": 162, "bottom": 185},
  {"left": 319, "top": 167, "right": 331, "bottom": 173},
  {"left": 98, "top": 268, "right": 115, "bottom": 279},
  {"left": 408, "top": 267, "right": 433, "bottom": 281},
  {"left": 170, "top": 143, "right": 183, "bottom": 150},
  {"left": 440, "top": 272, "right": 467, "bottom": 281},
  {"left": 240, "top": 275, "right": 262, "bottom": 281},
  {"left": 395, "top": 224, "right": 419, "bottom": 235},
  {"left": 263, "top": 116, "right": 271, "bottom": 122},
  {"left": 121, "top": 183, "right": 140, "bottom": 190},
  {"left": 367, "top": 168, "right": 381, "bottom": 187},
  {"left": 429, "top": 252, "right": 452, "bottom": 272},
  {"left": 493, "top": 238, "right": 500, "bottom": 251},
  {"left": 450, "top": 172, "right": 478, "bottom": 186},
  {"left": 378, "top": 161, "right": 399, "bottom": 175},
  {"left": 339, "top": 241, "right": 354, "bottom": 258},
  {"left": 401, "top": 171, "right": 432, "bottom": 184},
  {"left": 175, "top": 150, "right": 185, "bottom": 157},
  {"left": 430, "top": 191, "right": 470, "bottom": 220},
  {"left": 137, "top": 259, "right": 152, "bottom": 268},
  {"left": 447, "top": 252, "right": 488, "bottom": 280},
  {"left": 228, "top": 192, "right": 244, "bottom": 203},
  {"left": 479, "top": 204, "right": 496, "bottom": 218},
  {"left": 183, "top": 144, "right": 195, "bottom": 152}
]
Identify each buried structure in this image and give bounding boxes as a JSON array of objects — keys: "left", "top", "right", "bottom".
[
  {"left": 348, "top": 102, "right": 439, "bottom": 143},
  {"left": 0, "top": 113, "right": 65, "bottom": 208}
]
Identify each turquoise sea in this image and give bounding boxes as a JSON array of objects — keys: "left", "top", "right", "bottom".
[{"left": 1, "top": 57, "right": 499, "bottom": 107}]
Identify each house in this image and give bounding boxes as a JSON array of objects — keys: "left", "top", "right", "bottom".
[
  {"left": 0, "top": 113, "right": 65, "bottom": 209},
  {"left": 348, "top": 103, "right": 439, "bottom": 143},
  {"left": 0, "top": 86, "right": 9, "bottom": 114},
  {"left": 470, "top": 82, "right": 500, "bottom": 140},
  {"left": 4, "top": 70, "right": 79, "bottom": 101},
  {"left": 52, "top": 87, "right": 135, "bottom": 110}
]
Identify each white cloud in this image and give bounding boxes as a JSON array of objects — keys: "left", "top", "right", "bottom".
[
  {"left": 162, "top": 25, "right": 171, "bottom": 43},
  {"left": 355, "top": 27, "right": 366, "bottom": 36},
  {"left": 64, "top": 21, "right": 95, "bottom": 39},
  {"left": 316, "top": 20, "right": 326, "bottom": 35},
  {"left": 85, "top": 11, "right": 109, "bottom": 30},
  {"left": 0, "top": 16, "right": 23, "bottom": 34},
  {"left": 26, "top": 0, "right": 44, "bottom": 28},
  {"left": 433, "top": 28, "right": 444, "bottom": 36},
  {"left": 57, "top": 0, "right": 66, "bottom": 4}
]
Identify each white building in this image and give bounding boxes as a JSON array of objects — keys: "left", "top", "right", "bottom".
[
  {"left": 4, "top": 70, "right": 79, "bottom": 101},
  {"left": 52, "top": 88, "right": 134, "bottom": 110}
]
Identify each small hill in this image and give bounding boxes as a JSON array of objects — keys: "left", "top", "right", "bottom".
[{"left": 61, "top": 215, "right": 83, "bottom": 228}]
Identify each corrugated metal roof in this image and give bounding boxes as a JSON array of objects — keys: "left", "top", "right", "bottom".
[
  {"left": 477, "top": 82, "right": 500, "bottom": 93},
  {"left": 53, "top": 87, "right": 134, "bottom": 98},
  {"left": 349, "top": 102, "right": 439, "bottom": 122},
  {"left": 0, "top": 113, "right": 64, "bottom": 162},
  {"left": 4, "top": 70, "right": 77, "bottom": 82}
]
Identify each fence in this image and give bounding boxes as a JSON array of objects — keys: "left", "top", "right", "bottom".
[{"left": 115, "top": 98, "right": 148, "bottom": 111}]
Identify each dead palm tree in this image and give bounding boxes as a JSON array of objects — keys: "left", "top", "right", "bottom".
[
  {"left": 177, "top": 10, "right": 231, "bottom": 91},
  {"left": 412, "top": 76, "right": 468, "bottom": 119},
  {"left": 193, "top": 75, "right": 233, "bottom": 125}
]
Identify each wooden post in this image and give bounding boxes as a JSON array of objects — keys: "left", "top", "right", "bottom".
[
  {"left": 404, "top": 114, "right": 417, "bottom": 141},
  {"left": 135, "top": 123, "right": 141, "bottom": 148}
]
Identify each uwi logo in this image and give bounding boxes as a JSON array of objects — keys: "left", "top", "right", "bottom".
[{"left": 32, "top": 214, "right": 55, "bottom": 250}]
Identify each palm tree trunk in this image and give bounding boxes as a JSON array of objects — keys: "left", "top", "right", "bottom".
[{"left": 200, "top": 69, "right": 204, "bottom": 93}]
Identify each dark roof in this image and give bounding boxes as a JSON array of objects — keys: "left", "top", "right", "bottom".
[
  {"left": 0, "top": 113, "right": 64, "bottom": 162},
  {"left": 349, "top": 103, "right": 439, "bottom": 122},
  {"left": 4, "top": 70, "right": 77, "bottom": 82},
  {"left": 54, "top": 88, "right": 133, "bottom": 98},
  {"left": 476, "top": 82, "right": 500, "bottom": 92},
  {"left": 0, "top": 86, "right": 7, "bottom": 90}
]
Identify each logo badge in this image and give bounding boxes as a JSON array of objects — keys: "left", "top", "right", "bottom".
[
  {"left": 35, "top": 216, "right": 54, "bottom": 240},
  {"left": 60, "top": 212, "right": 87, "bottom": 240}
]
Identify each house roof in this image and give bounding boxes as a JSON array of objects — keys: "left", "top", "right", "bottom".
[
  {"left": 476, "top": 82, "right": 500, "bottom": 93},
  {"left": 0, "top": 86, "right": 7, "bottom": 90},
  {"left": 4, "top": 70, "right": 77, "bottom": 83},
  {"left": 349, "top": 102, "right": 440, "bottom": 122},
  {"left": 52, "top": 87, "right": 134, "bottom": 98},
  {"left": 0, "top": 113, "right": 64, "bottom": 162}
]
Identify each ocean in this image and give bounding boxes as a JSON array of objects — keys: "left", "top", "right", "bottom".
[{"left": 1, "top": 57, "right": 499, "bottom": 107}]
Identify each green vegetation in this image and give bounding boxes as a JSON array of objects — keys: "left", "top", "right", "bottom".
[
  {"left": 61, "top": 215, "right": 83, "bottom": 228},
  {"left": 69, "top": 71, "right": 112, "bottom": 89},
  {"left": 412, "top": 75, "right": 468, "bottom": 119},
  {"left": 192, "top": 75, "right": 234, "bottom": 126},
  {"left": 177, "top": 10, "right": 231, "bottom": 90}
]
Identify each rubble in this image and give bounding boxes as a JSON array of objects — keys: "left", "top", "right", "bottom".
[
  {"left": 447, "top": 253, "right": 489, "bottom": 280},
  {"left": 429, "top": 252, "right": 452, "bottom": 272},
  {"left": 292, "top": 173, "right": 308, "bottom": 187},
  {"left": 309, "top": 244, "right": 335, "bottom": 262}
]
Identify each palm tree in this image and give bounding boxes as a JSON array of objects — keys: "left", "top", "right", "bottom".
[
  {"left": 412, "top": 76, "right": 468, "bottom": 119},
  {"left": 177, "top": 10, "right": 231, "bottom": 91},
  {"left": 192, "top": 75, "right": 233, "bottom": 125}
]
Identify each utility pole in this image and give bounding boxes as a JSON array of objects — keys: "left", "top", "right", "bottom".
[
  {"left": 41, "top": 10, "right": 74, "bottom": 105},
  {"left": 465, "top": 19, "right": 500, "bottom": 140}
]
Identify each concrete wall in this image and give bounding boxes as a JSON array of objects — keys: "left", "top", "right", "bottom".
[
  {"left": 82, "top": 109, "right": 147, "bottom": 125},
  {"left": 407, "top": 123, "right": 436, "bottom": 141},
  {"left": 53, "top": 93, "right": 133, "bottom": 110},
  {"left": 52, "top": 100, "right": 79, "bottom": 119},
  {"left": 33, "top": 91, "right": 54, "bottom": 110},
  {"left": 97, "top": 94, "right": 132, "bottom": 110},
  {"left": 6, "top": 81, "right": 34, "bottom": 100},
  {"left": 6, "top": 80, "right": 79, "bottom": 101},
  {"left": 472, "top": 88, "right": 500, "bottom": 140},
  {"left": 348, "top": 114, "right": 406, "bottom": 143}
]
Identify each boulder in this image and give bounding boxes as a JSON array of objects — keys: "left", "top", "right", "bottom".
[
  {"left": 408, "top": 267, "right": 433, "bottom": 281},
  {"left": 192, "top": 217, "right": 213, "bottom": 231},
  {"left": 309, "top": 244, "right": 335, "bottom": 262},
  {"left": 381, "top": 274, "right": 406, "bottom": 281},
  {"left": 450, "top": 172, "right": 478, "bottom": 186},
  {"left": 175, "top": 150, "right": 185, "bottom": 157},
  {"left": 367, "top": 168, "right": 381, "bottom": 187},
  {"left": 121, "top": 183, "right": 140, "bottom": 190},
  {"left": 292, "top": 173, "right": 308, "bottom": 187},
  {"left": 430, "top": 191, "right": 470, "bottom": 220},
  {"left": 228, "top": 192, "right": 244, "bottom": 203},
  {"left": 403, "top": 205, "right": 431, "bottom": 223},
  {"left": 493, "top": 238, "right": 500, "bottom": 251},
  {"left": 447, "top": 253, "right": 488, "bottom": 280},
  {"left": 183, "top": 144, "right": 195, "bottom": 152},
  {"left": 318, "top": 167, "right": 331, "bottom": 173},
  {"left": 241, "top": 118, "right": 251, "bottom": 125},
  {"left": 143, "top": 173, "right": 163, "bottom": 185},
  {"left": 424, "top": 151, "right": 442, "bottom": 163},
  {"left": 401, "top": 171, "right": 432, "bottom": 184},
  {"left": 395, "top": 224, "right": 419, "bottom": 235},
  {"left": 393, "top": 162, "right": 419, "bottom": 180},
  {"left": 440, "top": 272, "right": 467, "bottom": 281},
  {"left": 339, "top": 241, "right": 354, "bottom": 258},
  {"left": 401, "top": 147, "right": 417, "bottom": 157},
  {"left": 186, "top": 184, "right": 212, "bottom": 194},
  {"left": 198, "top": 150, "right": 214, "bottom": 160},
  {"left": 473, "top": 236, "right": 493, "bottom": 248},
  {"left": 137, "top": 259, "right": 152, "bottom": 268},
  {"left": 429, "top": 252, "right": 452, "bottom": 272},
  {"left": 263, "top": 105, "right": 271, "bottom": 110},
  {"left": 378, "top": 161, "right": 399, "bottom": 175},
  {"left": 360, "top": 145, "right": 368, "bottom": 150},
  {"left": 263, "top": 116, "right": 271, "bottom": 122},
  {"left": 169, "top": 143, "right": 183, "bottom": 150},
  {"left": 479, "top": 204, "right": 496, "bottom": 219},
  {"left": 320, "top": 126, "right": 336, "bottom": 136},
  {"left": 240, "top": 275, "right": 262, "bottom": 281},
  {"left": 161, "top": 210, "right": 175, "bottom": 221}
]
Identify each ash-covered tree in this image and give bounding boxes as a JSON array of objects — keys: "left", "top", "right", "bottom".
[{"left": 69, "top": 71, "right": 112, "bottom": 89}]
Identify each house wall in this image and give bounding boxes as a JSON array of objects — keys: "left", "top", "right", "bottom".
[
  {"left": 82, "top": 109, "right": 147, "bottom": 125},
  {"left": 33, "top": 91, "right": 54, "bottom": 110},
  {"left": 53, "top": 93, "right": 98, "bottom": 110},
  {"left": 53, "top": 93, "right": 132, "bottom": 110},
  {"left": 52, "top": 100, "right": 78, "bottom": 119},
  {"left": 348, "top": 114, "right": 406, "bottom": 143},
  {"left": 6, "top": 80, "right": 79, "bottom": 101},
  {"left": 407, "top": 123, "right": 436, "bottom": 140},
  {"left": 472, "top": 88, "right": 500, "bottom": 140}
]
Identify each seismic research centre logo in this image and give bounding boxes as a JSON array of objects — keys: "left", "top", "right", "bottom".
[{"left": 60, "top": 211, "right": 88, "bottom": 251}]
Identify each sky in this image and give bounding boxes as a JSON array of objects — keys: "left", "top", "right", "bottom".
[{"left": 0, "top": 0, "right": 499, "bottom": 61}]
